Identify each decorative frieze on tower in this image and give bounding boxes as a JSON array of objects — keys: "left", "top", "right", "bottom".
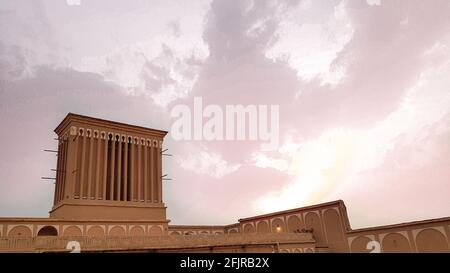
[{"left": 50, "top": 113, "right": 168, "bottom": 222}]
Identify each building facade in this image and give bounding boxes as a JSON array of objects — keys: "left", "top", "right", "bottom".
[{"left": 0, "top": 114, "right": 449, "bottom": 253}]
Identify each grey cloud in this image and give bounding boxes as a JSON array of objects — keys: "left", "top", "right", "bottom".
[
  {"left": 290, "top": 0, "right": 450, "bottom": 136},
  {"left": 168, "top": 20, "right": 181, "bottom": 38},
  {"left": 0, "top": 43, "right": 28, "bottom": 80},
  {"left": 204, "top": 0, "right": 281, "bottom": 62}
]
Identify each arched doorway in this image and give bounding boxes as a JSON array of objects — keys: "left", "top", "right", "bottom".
[
  {"left": 109, "top": 226, "right": 126, "bottom": 236},
  {"left": 87, "top": 226, "right": 105, "bottom": 236},
  {"left": 37, "top": 226, "right": 58, "bottom": 236},
  {"left": 382, "top": 233, "right": 411, "bottom": 253},
  {"left": 243, "top": 224, "right": 255, "bottom": 233},
  {"left": 149, "top": 226, "right": 163, "bottom": 236},
  {"left": 305, "top": 212, "right": 325, "bottom": 244},
  {"left": 130, "top": 226, "right": 145, "bottom": 236},
  {"left": 63, "top": 226, "right": 82, "bottom": 236},
  {"left": 257, "top": 221, "right": 270, "bottom": 233},
  {"left": 287, "top": 216, "right": 302, "bottom": 233},
  {"left": 416, "top": 229, "right": 449, "bottom": 253},
  {"left": 8, "top": 226, "right": 32, "bottom": 237},
  {"left": 271, "top": 218, "right": 286, "bottom": 233},
  {"left": 350, "top": 236, "right": 372, "bottom": 253}
]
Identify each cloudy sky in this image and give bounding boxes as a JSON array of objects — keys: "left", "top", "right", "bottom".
[{"left": 1, "top": 0, "right": 449, "bottom": 229}]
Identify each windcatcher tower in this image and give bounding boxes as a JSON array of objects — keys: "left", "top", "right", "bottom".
[{"left": 50, "top": 113, "right": 168, "bottom": 222}]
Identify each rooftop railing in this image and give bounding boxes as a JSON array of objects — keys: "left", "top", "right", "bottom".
[{"left": 0, "top": 232, "right": 315, "bottom": 253}]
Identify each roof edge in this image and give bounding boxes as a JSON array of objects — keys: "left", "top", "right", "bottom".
[
  {"left": 54, "top": 113, "right": 168, "bottom": 137},
  {"left": 238, "top": 200, "right": 345, "bottom": 222}
]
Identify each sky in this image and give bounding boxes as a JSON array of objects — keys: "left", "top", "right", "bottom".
[{"left": 0, "top": 0, "right": 449, "bottom": 229}]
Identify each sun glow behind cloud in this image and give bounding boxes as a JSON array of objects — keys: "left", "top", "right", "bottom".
[
  {"left": 256, "top": 129, "right": 364, "bottom": 212},
  {"left": 255, "top": 50, "right": 450, "bottom": 215}
]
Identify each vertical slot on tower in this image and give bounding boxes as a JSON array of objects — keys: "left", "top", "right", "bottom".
[{"left": 106, "top": 134, "right": 112, "bottom": 200}]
